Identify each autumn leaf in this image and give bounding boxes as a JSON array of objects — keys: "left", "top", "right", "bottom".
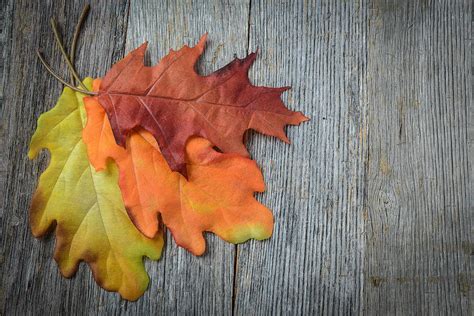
[
  {"left": 97, "top": 34, "right": 308, "bottom": 176},
  {"left": 28, "top": 78, "right": 164, "bottom": 300},
  {"left": 83, "top": 80, "right": 273, "bottom": 255}
]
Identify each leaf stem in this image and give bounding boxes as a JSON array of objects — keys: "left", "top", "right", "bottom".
[
  {"left": 36, "top": 50, "right": 97, "bottom": 96},
  {"left": 70, "top": 4, "right": 90, "bottom": 85},
  {"left": 49, "top": 18, "right": 88, "bottom": 90}
]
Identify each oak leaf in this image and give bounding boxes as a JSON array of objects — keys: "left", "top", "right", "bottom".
[
  {"left": 28, "top": 78, "right": 163, "bottom": 300},
  {"left": 84, "top": 80, "right": 273, "bottom": 255},
  {"left": 98, "top": 34, "right": 308, "bottom": 176}
]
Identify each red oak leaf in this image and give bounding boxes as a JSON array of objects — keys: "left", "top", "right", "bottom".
[{"left": 98, "top": 34, "right": 308, "bottom": 176}]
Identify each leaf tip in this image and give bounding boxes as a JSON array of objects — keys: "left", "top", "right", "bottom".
[
  {"left": 241, "top": 51, "right": 257, "bottom": 71},
  {"left": 282, "top": 136, "right": 291, "bottom": 144},
  {"left": 27, "top": 149, "right": 38, "bottom": 160},
  {"left": 133, "top": 42, "right": 148, "bottom": 57},
  {"left": 196, "top": 33, "right": 208, "bottom": 51},
  {"left": 298, "top": 112, "right": 311, "bottom": 123}
]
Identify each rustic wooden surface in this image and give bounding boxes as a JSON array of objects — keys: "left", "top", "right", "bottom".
[{"left": 0, "top": 0, "right": 472, "bottom": 314}]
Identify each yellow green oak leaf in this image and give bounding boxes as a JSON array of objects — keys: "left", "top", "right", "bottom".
[{"left": 28, "top": 78, "right": 164, "bottom": 301}]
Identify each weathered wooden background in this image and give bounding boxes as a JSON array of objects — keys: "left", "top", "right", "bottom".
[{"left": 1, "top": 0, "right": 472, "bottom": 314}]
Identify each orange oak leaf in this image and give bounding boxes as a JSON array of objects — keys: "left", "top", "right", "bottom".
[
  {"left": 83, "top": 80, "right": 273, "bottom": 255},
  {"left": 97, "top": 34, "right": 308, "bottom": 176}
]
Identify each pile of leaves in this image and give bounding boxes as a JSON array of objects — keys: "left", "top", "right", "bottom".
[{"left": 29, "top": 6, "right": 307, "bottom": 300}]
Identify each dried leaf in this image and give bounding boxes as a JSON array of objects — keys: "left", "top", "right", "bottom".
[
  {"left": 28, "top": 78, "right": 163, "bottom": 300},
  {"left": 98, "top": 34, "right": 308, "bottom": 176},
  {"left": 84, "top": 80, "right": 273, "bottom": 255}
]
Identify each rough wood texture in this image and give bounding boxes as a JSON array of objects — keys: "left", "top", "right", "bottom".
[
  {"left": 1, "top": 0, "right": 472, "bottom": 314},
  {"left": 0, "top": 0, "right": 13, "bottom": 219},
  {"left": 235, "top": 0, "right": 367, "bottom": 314},
  {"left": 364, "top": 1, "right": 473, "bottom": 314}
]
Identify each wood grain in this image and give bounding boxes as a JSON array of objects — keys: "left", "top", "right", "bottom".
[
  {"left": 234, "top": 0, "right": 367, "bottom": 314},
  {"left": 0, "top": 0, "right": 14, "bottom": 224},
  {"left": 0, "top": 0, "right": 131, "bottom": 313},
  {"left": 364, "top": 0, "right": 473, "bottom": 314},
  {"left": 1, "top": 0, "right": 472, "bottom": 314}
]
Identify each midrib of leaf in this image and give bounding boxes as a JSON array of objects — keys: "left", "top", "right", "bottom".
[
  {"left": 41, "top": 89, "right": 129, "bottom": 279},
  {"left": 76, "top": 91, "right": 119, "bottom": 255},
  {"left": 104, "top": 56, "right": 246, "bottom": 140},
  {"left": 109, "top": 80, "right": 291, "bottom": 117},
  {"left": 79, "top": 134, "right": 132, "bottom": 283},
  {"left": 76, "top": 89, "right": 130, "bottom": 276},
  {"left": 41, "top": 127, "right": 120, "bottom": 270}
]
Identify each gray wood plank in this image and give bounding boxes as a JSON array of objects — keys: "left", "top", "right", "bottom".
[
  {"left": 121, "top": 1, "right": 250, "bottom": 315},
  {"left": 0, "top": 0, "right": 14, "bottom": 229},
  {"left": 364, "top": 0, "right": 473, "bottom": 314},
  {"left": 0, "top": 0, "right": 131, "bottom": 313},
  {"left": 234, "top": 0, "right": 368, "bottom": 314},
  {"left": 2, "top": 0, "right": 472, "bottom": 314}
]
